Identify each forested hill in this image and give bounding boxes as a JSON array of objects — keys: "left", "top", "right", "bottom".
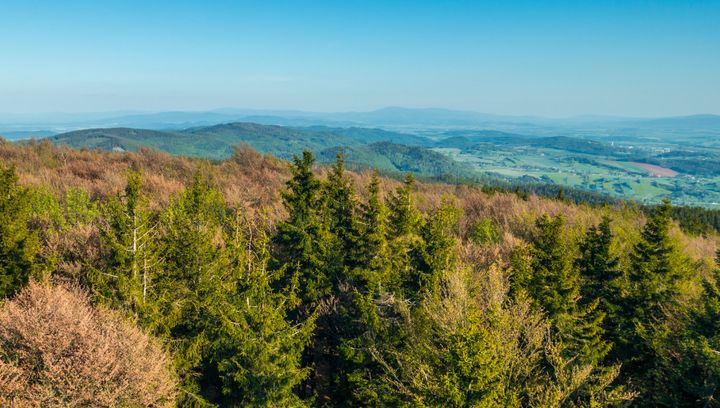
[
  {"left": 50, "top": 122, "right": 432, "bottom": 160},
  {"left": 49, "top": 122, "right": 475, "bottom": 181},
  {"left": 0, "top": 140, "right": 719, "bottom": 406}
]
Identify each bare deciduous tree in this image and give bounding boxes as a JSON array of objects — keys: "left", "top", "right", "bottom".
[{"left": 0, "top": 281, "right": 176, "bottom": 407}]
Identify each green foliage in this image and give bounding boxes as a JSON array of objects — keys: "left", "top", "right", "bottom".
[
  {"left": 577, "top": 216, "right": 620, "bottom": 310},
  {"left": 575, "top": 216, "right": 620, "bottom": 364},
  {"left": 610, "top": 199, "right": 694, "bottom": 405},
  {"left": 643, "top": 257, "right": 720, "bottom": 407},
  {"left": 95, "top": 170, "right": 159, "bottom": 319},
  {"left": 526, "top": 215, "right": 578, "bottom": 318},
  {"left": 514, "top": 214, "right": 611, "bottom": 366},
  {"left": 469, "top": 217, "right": 502, "bottom": 246},
  {"left": 89, "top": 170, "right": 313, "bottom": 407},
  {"left": 325, "top": 151, "right": 361, "bottom": 266},
  {"left": 387, "top": 173, "right": 422, "bottom": 238},
  {"left": 319, "top": 141, "right": 478, "bottom": 180},
  {"left": 0, "top": 165, "right": 38, "bottom": 297},
  {"left": 356, "top": 171, "right": 391, "bottom": 283},
  {"left": 626, "top": 200, "right": 682, "bottom": 314},
  {"left": 411, "top": 200, "right": 461, "bottom": 294},
  {"left": 211, "top": 210, "right": 314, "bottom": 407},
  {"left": 274, "top": 150, "right": 336, "bottom": 307}
]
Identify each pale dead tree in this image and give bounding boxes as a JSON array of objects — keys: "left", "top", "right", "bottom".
[{"left": 0, "top": 281, "right": 177, "bottom": 407}]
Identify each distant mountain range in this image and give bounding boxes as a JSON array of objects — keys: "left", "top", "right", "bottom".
[{"left": 2, "top": 107, "right": 719, "bottom": 141}]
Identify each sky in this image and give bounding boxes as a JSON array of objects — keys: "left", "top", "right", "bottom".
[{"left": 1, "top": 0, "right": 719, "bottom": 117}]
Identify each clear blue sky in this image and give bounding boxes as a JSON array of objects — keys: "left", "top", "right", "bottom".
[{"left": 1, "top": 0, "right": 718, "bottom": 117}]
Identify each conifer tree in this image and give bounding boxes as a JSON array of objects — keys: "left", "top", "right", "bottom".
[
  {"left": 521, "top": 214, "right": 610, "bottom": 365},
  {"left": 273, "top": 150, "right": 335, "bottom": 307},
  {"left": 625, "top": 199, "right": 683, "bottom": 323},
  {"left": 615, "top": 199, "right": 691, "bottom": 402},
  {"left": 154, "top": 169, "right": 229, "bottom": 404},
  {"left": 0, "top": 165, "right": 38, "bottom": 298},
  {"left": 651, "top": 250, "right": 720, "bottom": 407},
  {"left": 386, "top": 173, "right": 423, "bottom": 293},
  {"left": 410, "top": 200, "right": 461, "bottom": 294},
  {"left": 355, "top": 171, "right": 391, "bottom": 286},
  {"left": 576, "top": 216, "right": 620, "bottom": 312},
  {"left": 325, "top": 151, "right": 360, "bottom": 266},
  {"left": 526, "top": 214, "right": 578, "bottom": 318},
  {"left": 387, "top": 173, "right": 421, "bottom": 238},
  {"left": 97, "top": 171, "right": 160, "bottom": 318},
  {"left": 213, "top": 209, "right": 314, "bottom": 407},
  {"left": 273, "top": 150, "right": 352, "bottom": 403},
  {"left": 575, "top": 216, "right": 620, "bottom": 363}
]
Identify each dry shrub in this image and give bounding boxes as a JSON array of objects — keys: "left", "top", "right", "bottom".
[{"left": 0, "top": 282, "right": 176, "bottom": 407}]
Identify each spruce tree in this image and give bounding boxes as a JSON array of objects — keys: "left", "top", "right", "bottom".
[
  {"left": 355, "top": 171, "right": 391, "bottom": 287},
  {"left": 325, "top": 151, "right": 360, "bottom": 266},
  {"left": 97, "top": 171, "right": 160, "bottom": 319},
  {"left": 410, "top": 200, "right": 461, "bottom": 294},
  {"left": 273, "top": 150, "right": 351, "bottom": 403},
  {"left": 386, "top": 173, "right": 423, "bottom": 294},
  {"left": 522, "top": 214, "right": 610, "bottom": 365},
  {"left": 616, "top": 199, "right": 691, "bottom": 403},
  {"left": 653, "top": 250, "right": 720, "bottom": 407},
  {"left": 213, "top": 209, "right": 314, "bottom": 407},
  {"left": 625, "top": 199, "right": 682, "bottom": 322},
  {"left": 387, "top": 173, "right": 421, "bottom": 239},
  {"left": 526, "top": 214, "right": 578, "bottom": 318},
  {"left": 575, "top": 216, "right": 619, "bottom": 363},
  {"left": 154, "top": 169, "right": 229, "bottom": 404},
  {"left": 0, "top": 165, "right": 38, "bottom": 298},
  {"left": 273, "top": 150, "right": 335, "bottom": 307},
  {"left": 576, "top": 216, "right": 620, "bottom": 312}
]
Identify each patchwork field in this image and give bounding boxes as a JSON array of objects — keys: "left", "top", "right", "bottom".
[{"left": 434, "top": 143, "right": 720, "bottom": 208}]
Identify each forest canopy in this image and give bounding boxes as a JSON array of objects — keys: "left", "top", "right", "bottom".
[{"left": 0, "top": 141, "right": 719, "bottom": 407}]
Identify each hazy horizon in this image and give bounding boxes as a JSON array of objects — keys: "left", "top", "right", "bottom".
[
  {"left": 0, "top": 106, "right": 718, "bottom": 122},
  {"left": 2, "top": 1, "right": 719, "bottom": 118}
]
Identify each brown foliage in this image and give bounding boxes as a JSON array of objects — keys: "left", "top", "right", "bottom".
[
  {"left": 0, "top": 281, "right": 176, "bottom": 407},
  {"left": 2, "top": 140, "right": 717, "bottom": 267}
]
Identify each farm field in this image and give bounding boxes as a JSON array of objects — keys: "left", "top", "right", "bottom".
[{"left": 434, "top": 143, "right": 720, "bottom": 208}]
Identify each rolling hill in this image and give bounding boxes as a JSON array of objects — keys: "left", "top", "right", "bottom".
[
  {"left": 49, "top": 122, "right": 472, "bottom": 180},
  {"left": 317, "top": 142, "right": 478, "bottom": 179},
  {"left": 50, "top": 122, "right": 432, "bottom": 160}
]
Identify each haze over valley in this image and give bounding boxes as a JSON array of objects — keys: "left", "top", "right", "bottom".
[{"left": 4, "top": 107, "right": 718, "bottom": 207}]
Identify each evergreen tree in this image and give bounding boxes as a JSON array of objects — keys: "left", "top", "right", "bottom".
[
  {"left": 97, "top": 171, "right": 160, "bottom": 319},
  {"left": 520, "top": 214, "right": 610, "bottom": 366},
  {"left": 526, "top": 214, "right": 578, "bottom": 318},
  {"left": 409, "top": 200, "right": 461, "bottom": 294},
  {"left": 386, "top": 173, "right": 423, "bottom": 294},
  {"left": 625, "top": 199, "right": 683, "bottom": 323},
  {"left": 325, "top": 151, "right": 360, "bottom": 267},
  {"left": 356, "top": 171, "right": 391, "bottom": 283},
  {"left": 576, "top": 216, "right": 620, "bottom": 311},
  {"left": 615, "top": 199, "right": 691, "bottom": 404},
  {"left": 212, "top": 209, "right": 314, "bottom": 407},
  {"left": 387, "top": 173, "right": 421, "bottom": 239},
  {"left": 0, "top": 165, "right": 38, "bottom": 298},
  {"left": 650, "top": 250, "right": 720, "bottom": 407},
  {"left": 154, "top": 169, "right": 229, "bottom": 405},
  {"left": 273, "top": 150, "right": 335, "bottom": 307},
  {"left": 273, "top": 150, "right": 355, "bottom": 404},
  {"left": 575, "top": 216, "right": 620, "bottom": 363}
]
